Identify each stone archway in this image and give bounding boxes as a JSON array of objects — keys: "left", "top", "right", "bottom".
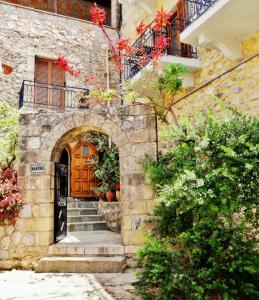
[{"left": 18, "top": 106, "right": 157, "bottom": 252}]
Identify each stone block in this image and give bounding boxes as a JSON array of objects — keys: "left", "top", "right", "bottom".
[
  {"left": 127, "top": 129, "right": 157, "bottom": 143},
  {"left": 122, "top": 200, "right": 147, "bottom": 215},
  {"left": 128, "top": 173, "right": 145, "bottom": 186},
  {"left": 27, "top": 137, "right": 41, "bottom": 150},
  {"left": 11, "top": 231, "right": 22, "bottom": 246},
  {"left": 5, "top": 225, "right": 14, "bottom": 236},
  {"left": 1, "top": 236, "right": 11, "bottom": 250},
  {"left": 23, "top": 233, "right": 36, "bottom": 246},
  {"left": 22, "top": 189, "right": 52, "bottom": 203},
  {"left": 119, "top": 144, "right": 132, "bottom": 158},
  {"left": 122, "top": 230, "right": 145, "bottom": 246},
  {"left": 25, "top": 218, "right": 53, "bottom": 232},
  {"left": 131, "top": 184, "right": 155, "bottom": 200},
  {"left": 26, "top": 176, "right": 51, "bottom": 190},
  {"left": 20, "top": 205, "right": 32, "bottom": 218},
  {"left": 37, "top": 231, "right": 53, "bottom": 246}
]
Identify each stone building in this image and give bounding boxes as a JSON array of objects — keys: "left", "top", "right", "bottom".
[
  {"left": 121, "top": 0, "right": 259, "bottom": 118},
  {"left": 0, "top": 0, "right": 258, "bottom": 271}
]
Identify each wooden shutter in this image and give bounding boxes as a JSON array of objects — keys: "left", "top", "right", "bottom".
[
  {"left": 50, "top": 61, "right": 65, "bottom": 109},
  {"left": 35, "top": 59, "right": 49, "bottom": 106},
  {"left": 35, "top": 58, "right": 65, "bottom": 109}
]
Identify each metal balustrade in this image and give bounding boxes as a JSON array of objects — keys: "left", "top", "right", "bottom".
[
  {"left": 19, "top": 80, "right": 89, "bottom": 111},
  {"left": 124, "top": 18, "right": 197, "bottom": 80},
  {"left": 184, "top": 0, "right": 219, "bottom": 26}
]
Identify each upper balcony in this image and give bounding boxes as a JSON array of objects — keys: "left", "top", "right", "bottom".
[
  {"left": 2, "top": 0, "right": 112, "bottom": 26},
  {"left": 124, "top": 17, "right": 201, "bottom": 92},
  {"left": 19, "top": 80, "right": 90, "bottom": 112},
  {"left": 181, "top": 0, "right": 259, "bottom": 59}
]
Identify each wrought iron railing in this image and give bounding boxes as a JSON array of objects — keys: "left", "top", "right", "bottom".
[
  {"left": 124, "top": 18, "right": 197, "bottom": 80},
  {"left": 184, "top": 0, "right": 219, "bottom": 27},
  {"left": 19, "top": 80, "right": 89, "bottom": 111}
]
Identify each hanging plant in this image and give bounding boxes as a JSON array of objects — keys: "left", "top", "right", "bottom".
[{"left": 0, "top": 168, "right": 23, "bottom": 224}]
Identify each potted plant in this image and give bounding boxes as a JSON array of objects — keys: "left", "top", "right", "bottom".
[
  {"left": 91, "top": 137, "right": 120, "bottom": 202},
  {"left": 94, "top": 184, "right": 107, "bottom": 201}
]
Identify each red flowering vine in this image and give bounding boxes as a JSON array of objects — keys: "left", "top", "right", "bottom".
[
  {"left": 136, "top": 21, "right": 149, "bottom": 35},
  {"left": 90, "top": 4, "right": 106, "bottom": 26},
  {"left": 153, "top": 7, "right": 172, "bottom": 31},
  {"left": 0, "top": 168, "right": 23, "bottom": 224},
  {"left": 55, "top": 55, "right": 80, "bottom": 76}
]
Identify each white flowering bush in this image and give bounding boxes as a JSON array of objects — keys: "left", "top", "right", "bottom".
[{"left": 136, "top": 110, "right": 259, "bottom": 299}]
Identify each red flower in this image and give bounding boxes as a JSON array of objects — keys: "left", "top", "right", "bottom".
[
  {"left": 0, "top": 168, "right": 23, "bottom": 224},
  {"left": 153, "top": 8, "right": 172, "bottom": 31},
  {"left": 116, "top": 183, "right": 120, "bottom": 191},
  {"left": 90, "top": 4, "right": 107, "bottom": 26},
  {"left": 136, "top": 21, "right": 148, "bottom": 35},
  {"left": 55, "top": 55, "right": 80, "bottom": 77},
  {"left": 55, "top": 55, "right": 70, "bottom": 72},
  {"left": 151, "top": 49, "right": 163, "bottom": 60},
  {"left": 155, "top": 36, "right": 170, "bottom": 49}
]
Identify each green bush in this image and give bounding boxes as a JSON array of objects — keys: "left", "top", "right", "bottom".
[
  {"left": 136, "top": 110, "right": 259, "bottom": 300},
  {"left": 0, "top": 102, "right": 19, "bottom": 168}
]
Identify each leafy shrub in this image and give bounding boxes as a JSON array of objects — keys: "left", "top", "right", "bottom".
[
  {"left": 136, "top": 110, "right": 259, "bottom": 299},
  {"left": 0, "top": 168, "right": 23, "bottom": 224},
  {"left": 0, "top": 102, "right": 19, "bottom": 168}
]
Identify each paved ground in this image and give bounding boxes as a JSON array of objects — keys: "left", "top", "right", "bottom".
[
  {"left": 59, "top": 231, "right": 122, "bottom": 245},
  {"left": 0, "top": 270, "right": 140, "bottom": 300}
]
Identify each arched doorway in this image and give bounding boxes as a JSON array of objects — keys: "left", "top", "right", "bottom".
[{"left": 19, "top": 107, "right": 157, "bottom": 249}]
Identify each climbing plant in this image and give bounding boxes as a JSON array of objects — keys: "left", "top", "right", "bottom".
[{"left": 55, "top": 5, "right": 188, "bottom": 125}]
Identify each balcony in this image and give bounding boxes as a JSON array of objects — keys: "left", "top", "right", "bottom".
[
  {"left": 19, "top": 80, "right": 89, "bottom": 112},
  {"left": 124, "top": 18, "right": 201, "bottom": 92},
  {"left": 181, "top": 0, "right": 259, "bottom": 59}
]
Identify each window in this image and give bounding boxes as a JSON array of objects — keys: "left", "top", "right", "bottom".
[
  {"left": 82, "top": 145, "right": 89, "bottom": 156},
  {"left": 35, "top": 57, "right": 65, "bottom": 109}
]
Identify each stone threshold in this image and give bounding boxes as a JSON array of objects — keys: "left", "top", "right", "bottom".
[{"left": 48, "top": 244, "right": 139, "bottom": 256}]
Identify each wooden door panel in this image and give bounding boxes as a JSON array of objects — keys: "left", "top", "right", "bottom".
[{"left": 71, "top": 141, "right": 98, "bottom": 197}]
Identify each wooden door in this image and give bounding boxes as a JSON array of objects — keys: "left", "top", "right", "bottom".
[
  {"left": 71, "top": 141, "right": 99, "bottom": 198},
  {"left": 35, "top": 57, "right": 65, "bottom": 110}
]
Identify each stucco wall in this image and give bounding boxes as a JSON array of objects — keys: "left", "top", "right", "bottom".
[{"left": 0, "top": 1, "right": 119, "bottom": 106}]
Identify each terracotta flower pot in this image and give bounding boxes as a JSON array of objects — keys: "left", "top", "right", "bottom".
[
  {"left": 98, "top": 192, "right": 104, "bottom": 201},
  {"left": 106, "top": 191, "right": 115, "bottom": 202}
]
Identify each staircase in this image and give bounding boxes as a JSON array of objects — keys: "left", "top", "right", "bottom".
[
  {"left": 67, "top": 199, "right": 107, "bottom": 232},
  {"left": 36, "top": 198, "right": 130, "bottom": 273}
]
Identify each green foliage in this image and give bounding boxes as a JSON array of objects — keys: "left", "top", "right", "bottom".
[
  {"left": 136, "top": 110, "right": 259, "bottom": 299},
  {"left": 0, "top": 102, "right": 19, "bottom": 168},
  {"left": 90, "top": 132, "right": 120, "bottom": 192},
  {"left": 156, "top": 64, "right": 187, "bottom": 94}
]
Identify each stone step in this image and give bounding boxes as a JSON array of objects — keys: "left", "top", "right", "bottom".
[
  {"left": 36, "top": 256, "right": 127, "bottom": 273},
  {"left": 48, "top": 244, "right": 126, "bottom": 256},
  {"left": 68, "top": 221, "right": 107, "bottom": 232},
  {"left": 67, "top": 201, "right": 97, "bottom": 209},
  {"left": 67, "top": 215, "right": 103, "bottom": 223},
  {"left": 67, "top": 208, "right": 98, "bottom": 216}
]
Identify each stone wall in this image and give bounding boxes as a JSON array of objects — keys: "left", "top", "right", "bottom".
[
  {"left": 0, "top": 1, "right": 119, "bottom": 106},
  {"left": 173, "top": 32, "right": 259, "bottom": 119},
  {"left": 0, "top": 105, "right": 157, "bottom": 269},
  {"left": 93, "top": 202, "right": 122, "bottom": 233}
]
